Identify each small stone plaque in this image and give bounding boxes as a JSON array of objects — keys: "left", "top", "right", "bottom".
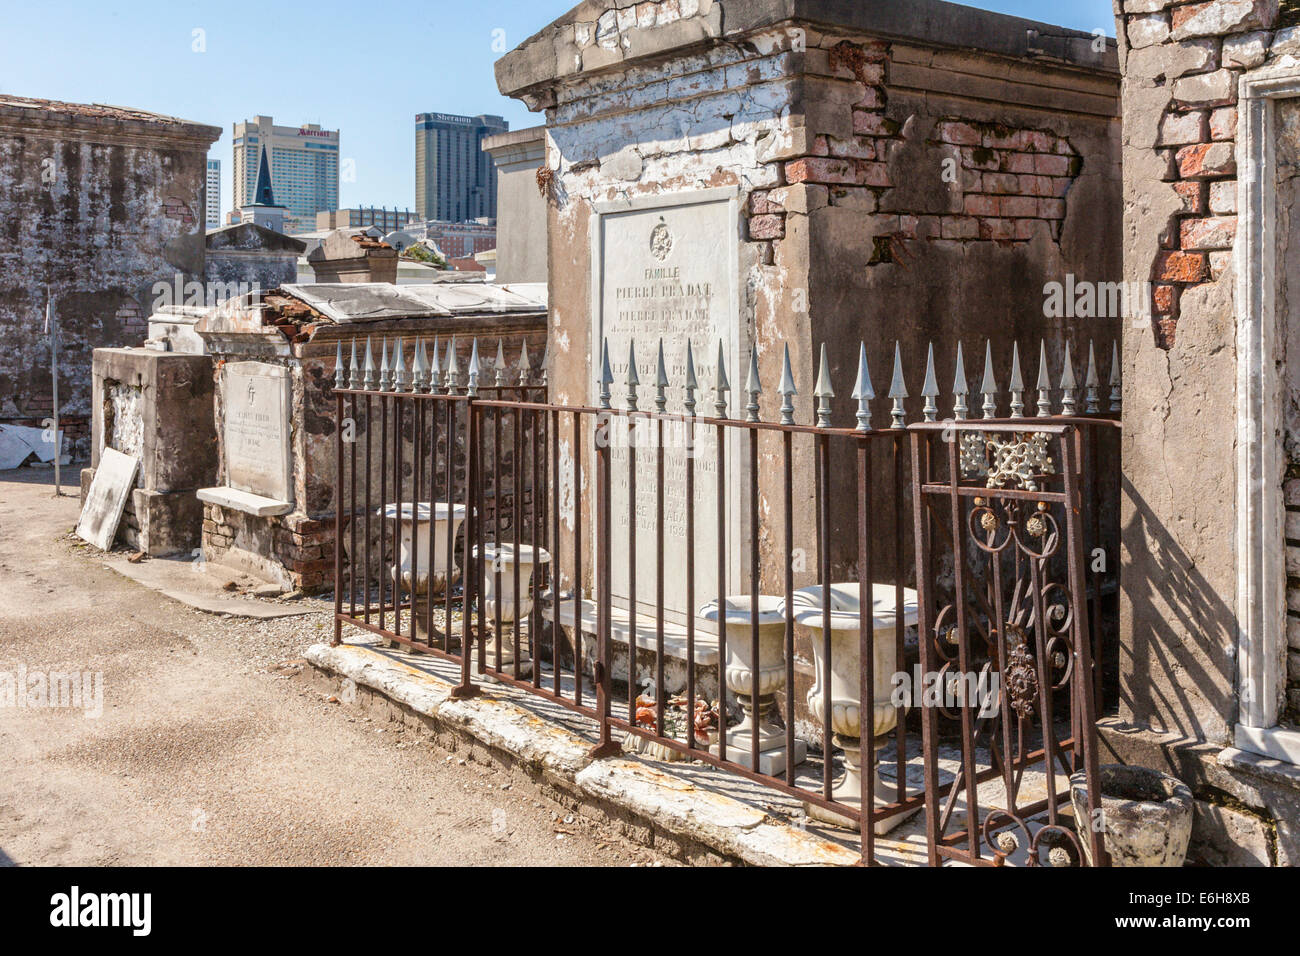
[
  {"left": 222, "top": 362, "right": 291, "bottom": 504},
  {"left": 76, "top": 447, "right": 139, "bottom": 550}
]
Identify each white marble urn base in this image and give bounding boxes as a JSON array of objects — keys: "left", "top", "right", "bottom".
[
  {"left": 473, "top": 543, "right": 550, "bottom": 675},
  {"left": 786, "top": 582, "right": 922, "bottom": 834},
  {"left": 700, "top": 595, "right": 807, "bottom": 776}
]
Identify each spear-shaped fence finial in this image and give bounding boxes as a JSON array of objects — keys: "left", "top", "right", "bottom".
[
  {"left": 1036, "top": 340, "right": 1051, "bottom": 418},
  {"left": 714, "top": 339, "right": 730, "bottom": 419},
  {"left": 745, "top": 348, "right": 762, "bottom": 423},
  {"left": 655, "top": 337, "right": 669, "bottom": 413},
  {"left": 430, "top": 335, "right": 442, "bottom": 393},
  {"left": 379, "top": 337, "right": 392, "bottom": 391},
  {"left": 684, "top": 341, "right": 698, "bottom": 417},
  {"left": 518, "top": 340, "right": 531, "bottom": 387},
  {"left": 852, "top": 342, "right": 874, "bottom": 432},
  {"left": 1085, "top": 340, "right": 1100, "bottom": 414},
  {"left": 1109, "top": 340, "right": 1122, "bottom": 413},
  {"left": 921, "top": 343, "right": 939, "bottom": 423},
  {"left": 1060, "top": 340, "right": 1077, "bottom": 416},
  {"left": 599, "top": 338, "right": 613, "bottom": 410},
  {"left": 626, "top": 340, "right": 640, "bottom": 411},
  {"left": 467, "top": 338, "right": 481, "bottom": 396},
  {"left": 814, "top": 343, "right": 834, "bottom": 428},
  {"left": 363, "top": 336, "right": 377, "bottom": 389},
  {"left": 349, "top": 337, "right": 361, "bottom": 390},
  {"left": 538, "top": 339, "right": 549, "bottom": 387},
  {"left": 393, "top": 337, "right": 408, "bottom": 391},
  {"left": 412, "top": 337, "right": 429, "bottom": 392},
  {"left": 495, "top": 339, "right": 508, "bottom": 388},
  {"left": 1009, "top": 341, "right": 1025, "bottom": 418},
  {"left": 779, "top": 343, "right": 797, "bottom": 426},
  {"left": 334, "top": 340, "right": 345, "bottom": 391},
  {"left": 889, "top": 341, "right": 908, "bottom": 429},
  {"left": 980, "top": 341, "right": 997, "bottom": 419},
  {"left": 953, "top": 341, "right": 968, "bottom": 421},
  {"left": 446, "top": 336, "right": 460, "bottom": 392}
]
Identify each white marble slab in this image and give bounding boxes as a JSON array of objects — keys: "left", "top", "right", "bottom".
[{"left": 76, "top": 447, "right": 138, "bottom": 550}]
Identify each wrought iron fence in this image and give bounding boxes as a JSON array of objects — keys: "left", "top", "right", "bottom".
[{"left": 330, "top": 331, "right": 1118, "bottom": 867}]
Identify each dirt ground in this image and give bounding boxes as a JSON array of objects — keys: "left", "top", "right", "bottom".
[{"left": 0, "top": 468, "right": 665, "bottom": 866}]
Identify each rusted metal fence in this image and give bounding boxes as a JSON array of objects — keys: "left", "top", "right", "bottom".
[{"left": 331, "top": 333, "right": 1118, "bottom": 867}]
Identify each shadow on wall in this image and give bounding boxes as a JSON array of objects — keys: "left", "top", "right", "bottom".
[{"left": 1120, "top": 474, "right": 1236, "bottom": 742}]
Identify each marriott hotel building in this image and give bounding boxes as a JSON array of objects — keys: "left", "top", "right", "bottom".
[
  {"left": 232, "top": 115, "right": 339, "bottom": 234},
  {"left": 414, "top": 112, "right": 507, "bottom": 222}
]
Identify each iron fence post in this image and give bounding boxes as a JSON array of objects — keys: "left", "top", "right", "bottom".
[{"left": 591, "top": 408, "right": 620, "bottom": 758}]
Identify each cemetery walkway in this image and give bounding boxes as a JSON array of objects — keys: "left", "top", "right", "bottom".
[{"left": 0, "top": 470, "right": 663, "bottom": 866}]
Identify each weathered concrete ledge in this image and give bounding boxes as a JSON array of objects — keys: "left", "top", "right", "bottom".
[{"left": 304, "top": 639, "right": 869, "bottom": 865}]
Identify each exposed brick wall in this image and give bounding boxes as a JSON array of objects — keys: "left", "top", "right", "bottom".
[
  {"left": 743, "top": 39, "right": 1082, "bottom": 261},
  {"left": 1117, "top": 0, "right": 1278, "bottom": 348}
]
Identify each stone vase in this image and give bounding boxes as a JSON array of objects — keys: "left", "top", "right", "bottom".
[
  {"left": 380, "top": 501, "right": 467, "bottom": 595},
  {"left": 786, "top": 582, "right": 920, "bottom": 834},
  {"left": 1069, "top": 764, "right": 1193, "bottom": 867},
  {"left": 473, "top": 543, "right": 550, "bottom": 672},
  {"left": 699, "top": 595, "right": 807, "bottom": 775}
]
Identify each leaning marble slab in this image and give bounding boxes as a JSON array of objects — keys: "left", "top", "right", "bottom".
[{"left": 76, "top": 447, "right": 138, "bottom": 550}]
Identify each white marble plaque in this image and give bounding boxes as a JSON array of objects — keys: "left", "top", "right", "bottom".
[
  {"left": 591, "top": 188, "right": 742, "bottom": 625},
  {"left": 223, "top": 362, "right": 291, "bottom": 504},
  {"left": 77, "top": 447, "right": 138, "bottom": 550}
]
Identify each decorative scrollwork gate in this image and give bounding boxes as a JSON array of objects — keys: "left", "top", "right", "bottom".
[{"left": 910, "top": 420, "right": 1109, "bottom": 866}]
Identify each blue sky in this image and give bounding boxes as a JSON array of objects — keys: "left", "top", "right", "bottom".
[{"left": 0, "top": 0, "right": 1116, "bottom": 219}]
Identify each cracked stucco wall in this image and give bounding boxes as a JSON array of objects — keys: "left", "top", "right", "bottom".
[
  {"left": 0, "top": 115, "right": 215, "bottom": 460},
  {"left": 1113, "top": 0, "right": 1300, "bottom": 740}
]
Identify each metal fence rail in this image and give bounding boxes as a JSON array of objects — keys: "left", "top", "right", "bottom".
[{"left": 330, "top": 333, "right": 1118, "bottom": 867}]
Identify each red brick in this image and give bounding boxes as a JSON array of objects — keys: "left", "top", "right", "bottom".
[
  {"left": 982, "top": 172, "right": 1020, "bottom": 194},
  {"left": 1154, "top": 284, "right": 1179, "bottom": 315},
  {"left": 1014, "top": 219, "right": 1038, "bottom": 240},
  {"left": 1002, "top": 151, "right": 1036, "bottom": 174},
  {"left": 941, "top": 216, "right": 980, "bottom": 239},
  {"left": 1155, "top": 250, "right": 1210, "bottom": 283},
  {"left": 748, "top": 214, "right": 786, "bottom": 240},
  {"left": 1023, "top": 130, "right": 1055, "bottom": 153},
  {"left": 785, "top": 157, "right": 858, "bottom": 185},
  {"left": 1022, "top": 174, "right": 1053, "bottom": 196},
  {"left": 1172, "top": 180, "right": 1208, "bottom": 214},
  {"left": 985, "top": 128, "right": 1029, "bottom": 150},
  {"left": 979, "top": 218, "right": 1017, "bottom": 241},
  {"left": 827, "top": 136, "right": 876, "bottom": 159},
  {"left": 963, "top": 194, "right": 998, "bottom": 216},
  {"left": 852, "top": 111, "right": 893, "bottom": 136},
  {"left": 1180, "top": 215, "right": 1237, "bottom": 250},
  {"left": 1176, "top": 142, "right": 1236, "bottom": 178},
  {"left": 1170, "top": 2, "right": 1207, "bottom": 31},
  {"left": 961, "top": 146, "right": 1000, "bottom": 171},
  {"left": 1210, "top": 106, "right": 1237, "bottom": 141},
  {"left": 937, "top": 121, "right": 981, "bottom": 146},
  {"left": 749, "top": 190, "right": 775, "bottom": 214},
  {"left": 998, "top": 195, "right": 1039, "bottom": 217},
  {"left": 1034, "top": 154, "right": 1071, "bottom": 176}
]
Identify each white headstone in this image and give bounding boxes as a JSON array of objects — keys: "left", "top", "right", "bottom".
[
  {"left": 222, "top": 362, "right": 292, "bottom": 504},
  {"left": 77, "top": 447, "right": 139, "bottom": 550},
  {"left": 590, "top": 187, "right": 743, "bottom": 624}
]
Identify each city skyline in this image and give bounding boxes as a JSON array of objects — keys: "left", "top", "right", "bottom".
[{"left": 0, "top": 0, "right": 1116, "bottom": 217}]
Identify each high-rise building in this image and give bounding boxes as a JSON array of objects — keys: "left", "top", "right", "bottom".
[
  {"left": 232, "top": 115, "right": 339, "bottom": 234},
  {"left": 205, "top": 158, "right": 221, "bottom": 230},
  {"left": 414, "top": 112, "right": 507, "bottom": 222}
]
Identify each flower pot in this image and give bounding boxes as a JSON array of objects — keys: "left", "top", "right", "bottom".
[
  {"left": 1069, "top": 764, "right": 1193, "bottom": 867},
  {"left": 784, "top": 582, "right": 919, "bottom": 834},
  {"left": 699, "top": 595, "right": 807, "bottom": 775}
]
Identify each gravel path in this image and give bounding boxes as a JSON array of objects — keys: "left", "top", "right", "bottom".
[{"left": 0, "top": 469, "right": 664, "bottom": 866}]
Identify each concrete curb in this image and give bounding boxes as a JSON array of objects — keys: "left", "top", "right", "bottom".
[{"left": 304, "top": 640, "right": 862, "bottom": 866}]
